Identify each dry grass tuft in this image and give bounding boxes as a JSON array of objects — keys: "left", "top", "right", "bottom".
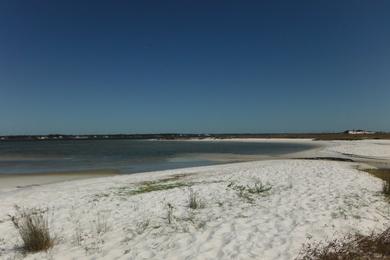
[
  {"left": 188, "top": 189, "right": 205, "bottom": 209},
  {"left": 9, "top": 206, "right": 54, "bottom": 253},
  {"left": 166, "top": 203, "right": 174, "bottom": 224},
  {"left": 296, "top": 227, "right": 390, "bottom": 260}
]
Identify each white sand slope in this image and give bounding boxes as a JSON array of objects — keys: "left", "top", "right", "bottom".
[
  {"left": 327, "top": 140, "right": 390, "bottom": 159},
  {"left": 0, "top": 140, "right": 389, "bottom": 259}
]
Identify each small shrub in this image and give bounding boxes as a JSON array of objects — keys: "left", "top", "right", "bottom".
[
  {"left": 247, "top": 181, "right": 272, "bottom": 194},
  {"left": 228, "top": 180, "right": 272, "bottom": 203},
  {"left": 9, "top": 206, "right": 54, "bottom": 253}
]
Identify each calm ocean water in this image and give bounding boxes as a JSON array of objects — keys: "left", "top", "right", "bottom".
[{"left": 0, "top": 140, "right": 315, "bottom": 175}]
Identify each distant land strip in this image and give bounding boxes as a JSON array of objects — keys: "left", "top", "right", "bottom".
[{"left": 1, "top": 132, "right": 390, "bottom": 142}]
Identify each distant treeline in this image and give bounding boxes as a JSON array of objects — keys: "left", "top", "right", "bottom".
[
  {"left": 0, "top": 134, "right": 204, "bottom": 141},
  {"left": 1, "top": 132, "right": 390, "bottom": 141}
]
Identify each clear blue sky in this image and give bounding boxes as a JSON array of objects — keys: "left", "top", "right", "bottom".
[{"left": 1, "top": 1, "right": 389, "bottom": 134}]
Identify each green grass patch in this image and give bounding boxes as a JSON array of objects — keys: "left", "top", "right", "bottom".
[{"left": 113, "top": 177, "right": 192, "bottom": 196}]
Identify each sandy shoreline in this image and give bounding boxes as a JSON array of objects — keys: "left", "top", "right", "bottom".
[
  {"left": 0, "top": 139, "right": 389, "bottom": 259},
  {"left": 0, "top": 138, "right": 322, "bottom": 192},
  {"left": 0, "top": 169, "right": 118, "bottom": 191},
  {"left": 0, "top": 137, "right": 384, "bottom": 194}
]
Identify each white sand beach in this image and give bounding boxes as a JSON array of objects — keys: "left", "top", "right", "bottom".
[{"left": 0, "top": 139, "right": 389, "bottom": 259}]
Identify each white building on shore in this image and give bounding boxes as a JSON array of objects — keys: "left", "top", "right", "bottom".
[{"left": 345, "top": 130, "right": 376, "bottom": 135}]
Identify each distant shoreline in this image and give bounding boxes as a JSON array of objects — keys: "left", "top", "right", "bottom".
[{"left": 1, "top": 132, "right": 390, "bottom": 142}]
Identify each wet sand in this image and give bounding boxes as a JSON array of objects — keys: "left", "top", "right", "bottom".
[{"left": 0, "top": 169, "right": 118, "bottom": 191}]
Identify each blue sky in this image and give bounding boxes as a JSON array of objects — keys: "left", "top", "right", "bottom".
[{"left": 1, "top": 1, "right": 389, "bottom": 134}]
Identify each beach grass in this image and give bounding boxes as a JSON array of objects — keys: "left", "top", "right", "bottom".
[
  {"left": 166, "top": 203, "right": 174, "bottom": 224},
  {"left": 9, "top": 206, "right": 54, "bottom": 253},
  {"left": 187, "top": 188, "right": 205, "bottom": 209}
]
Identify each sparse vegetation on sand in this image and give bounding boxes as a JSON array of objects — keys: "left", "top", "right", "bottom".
[
  {"left": 227, "top": 180, "right": 272, "bottom": 202},
  {"left": 296, "top": 227, "right": 390, "bottom": 260},
  {"left": 9, "top": 206, "right": 54, "bottom": 253},
  {"left": 93, "top": 211, "right": 110, "bottom": 235},
  {"left": 363, "top": 168, "right": 390, "bottom": 197},
  {"left": 112, "top": 177, "right": 192, "bottom": 197},
  {"left": 1, "top": 142, "right": 389, "bottom": 259}
]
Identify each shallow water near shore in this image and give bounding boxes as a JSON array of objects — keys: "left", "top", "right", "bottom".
[{"left": 0, "top": 140, "right": 316, "bottom": 175}]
